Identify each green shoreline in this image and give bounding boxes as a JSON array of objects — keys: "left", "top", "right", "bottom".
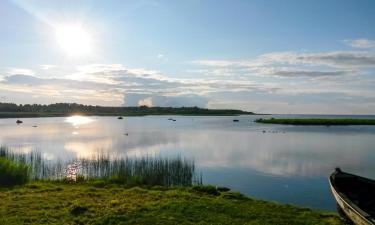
[
  {"left": 0, "top": 111, "right": 252, "bottom": 118},
  {"left": 0, "top": 103, "right": 254, "bottom": 118},
  {"left": 0, "top": 181, "right": 343, "bottom": 225},
  {"left": 255, "top": 118, "right": 375, "bottom": 126}
]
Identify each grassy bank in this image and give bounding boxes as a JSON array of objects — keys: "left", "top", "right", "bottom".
[
  {"left": 255, "top": 118, "right": 375, "bottom": 125},
  {"left": 0, "top": 148, "right": 344, "bottom": 224},
  {"left": 0, "top": 181, "right": 343, "bottom": 225}
]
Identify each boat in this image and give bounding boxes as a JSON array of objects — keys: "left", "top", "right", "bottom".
[
  {"left": 233, "top": 119, "right": 239, "bottom": 122},
  {"left": 16, "top": 119, "right": 23, "bottom": 124},
  {"left": 118, "top": 116, "right": 123, "bottom": 119},
  {"left": 329, "top": 168, "right": 375, "bottom": 225}
]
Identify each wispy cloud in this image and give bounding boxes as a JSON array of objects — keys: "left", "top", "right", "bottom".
[
  {"left": 194, "top": 51, "right": 375, "bottom": 70},
  {"left": 343, "top": 39, "right": 375, "bottom": 49},
  {"left": 0, "top": 63, "right": 279, "bottom": 108},
  {"left": 258, "top": 51, "right": 375, "bottom": 68},
  {"left": 40, "top": 64, "right": 57, "bottom": 70},
  {"left": 7, "top": 68, "right": 35, "bottom": 75},
  {"left": 188, "top": 46, "right": 375, "bottom": 113},
  {"left": 0, "top": 73, "right": 125, "bottom": 105},
  {"left": 253, "top": 67, "right": 353, "bottom": 78}
]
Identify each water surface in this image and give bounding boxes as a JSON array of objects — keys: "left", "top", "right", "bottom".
[{"left": 1, "top": 115, "right": 375, "bottom": 210}]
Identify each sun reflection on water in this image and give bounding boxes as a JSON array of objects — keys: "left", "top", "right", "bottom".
[{"left": 65, "top": 115, "right": 93, "bottom": 126}]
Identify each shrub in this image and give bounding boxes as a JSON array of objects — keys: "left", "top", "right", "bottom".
[
  {"left": 0, "top": 157, "right": 30, "bottom": 186},
  {"left": 92, "top": 180, "right": 107, "bottom": 188},
  {"left": 191, "top": 185, "right": 220, "bottom": 196},
  {"left": 220, "top": 192, "right": 249, "bottom": 200},
  {"left": 70, "top": 202, "right": 89, "bottom": 216}
]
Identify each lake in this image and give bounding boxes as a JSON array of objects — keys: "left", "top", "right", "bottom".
[{"left": 1, "top": 114, "right": 375, "bottom": 210}]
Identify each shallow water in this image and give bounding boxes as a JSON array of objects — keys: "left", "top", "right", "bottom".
[{"left": 1, "top": 114, "right": 375, "bottom": 210}]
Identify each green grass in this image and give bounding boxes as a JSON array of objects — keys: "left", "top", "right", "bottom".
[
  {"left": 0, "top": 181, "right": 344, "bottom": 225},
  {"left": 255, "top": 118, "right": 375, "bottom": 125},
  {"left": 0, "top": 157, "right": 29, "bottom": 186}
]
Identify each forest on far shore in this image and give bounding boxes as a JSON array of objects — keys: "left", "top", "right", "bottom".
[{"left": 0, "top": 102, "right": 254, "bottom": 118}]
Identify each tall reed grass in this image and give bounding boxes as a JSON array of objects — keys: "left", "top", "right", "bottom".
[
  {"left": 0, "top": 156, "right": 29, "bottom": 186},
  {"left": 0, "top": 146, "right": 200, "bottom": 186}
]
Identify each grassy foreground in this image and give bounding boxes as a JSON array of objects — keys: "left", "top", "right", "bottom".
[
  {"left": 255, "top": 118, "right": 375, "bottom": 126},
  {"left": 0, "top": 182, "right": 343, "bottom": 225}
]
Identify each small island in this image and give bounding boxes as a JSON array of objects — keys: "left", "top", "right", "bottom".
[{"left": 255, "top": 118, "right": 375, "bottom": 126}]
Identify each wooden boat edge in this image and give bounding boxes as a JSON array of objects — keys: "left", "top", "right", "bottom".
[{"left": 329, "top": 169, "right": 375, "bottom": 225}]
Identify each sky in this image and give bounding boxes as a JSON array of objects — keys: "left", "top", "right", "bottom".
[{"left": 0, "top": 0, "right": 375, "bottom": 114}]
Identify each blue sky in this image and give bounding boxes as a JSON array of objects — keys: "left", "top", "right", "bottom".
[{"left": 0, "top": 0, "right": 375, "bottom": 114}]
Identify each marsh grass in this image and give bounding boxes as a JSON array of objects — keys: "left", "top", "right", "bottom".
[
  {"left": 255, "top": 118, "right": 375, "bottom": 125},
  {"left": 0, "top": 157, "right": 29, "bottom": 186},
  {"left": 0, "top": 146, "right": 199, "bottom": 186}
]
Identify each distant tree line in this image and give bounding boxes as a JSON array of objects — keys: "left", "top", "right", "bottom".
[{"left": 0, "top": 102, "right": 253, "bottom": 117}]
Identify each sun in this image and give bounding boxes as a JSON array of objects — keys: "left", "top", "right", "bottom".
[{"left": 55, "top": 24, "right": 93, "bottom": 57}]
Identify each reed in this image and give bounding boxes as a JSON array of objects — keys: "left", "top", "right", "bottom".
[
  {"left": 0, "top": 146, "right": 200, "bottom": 186},
  {"left": 0, "top": 156, "right": 29, "bottom": 186}
]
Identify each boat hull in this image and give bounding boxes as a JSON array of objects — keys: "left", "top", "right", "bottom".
[
  {"left": 329, "top": 169, "right": 375, "bottom": 225},
  {"left": 330, "top": 182, "right": 373, "bottom": 225}
]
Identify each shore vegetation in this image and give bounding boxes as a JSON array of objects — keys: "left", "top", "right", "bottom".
[
  {"left": 0, "top": 102, "right": 253, "bottom": 118},
  {"left": 0, "top": 147, "right": 345, "bottom": 224},
  {"left": 0, "top": 147, "right": 199, "bottom": 187},
  {"left": 255, "top": 118, "right": 375, "bottom": 125},
  {"left": 0, "top": 181, "right": 344, "bottom": 225}
]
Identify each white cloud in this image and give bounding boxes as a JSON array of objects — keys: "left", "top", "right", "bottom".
[
  {"left": 7, "top": 68, "right": 35, "bottom": 75},
  {"left": 193, "top": 50, "right": 375, "bottom": 81},
  {"left": 259, "top": 51, "right": 375, "bottom": 68},
  {"left": 67, "top": 64, "right": 167, "bottom": 85},
  {"left": 2, "top": 50, "right": 375, "bottom": 114},
  {"left": 40, "top": 64, "right": 57, "bottom": 70},
  {"left": 187, "top": 46, "right": 375, "bottom": 113},
  {"left": 76, "top": 64, "right": 125, "bottom": 73},
  {"left": 125, "top": 93, "right": 209, "bottom": 108},
  {"left": 138, "top": 97, "right": 153, "bottom": 107},
  {"left": 343, "top": 39, "right": 375, "bottom": 49},
  {"left": 198, "top": 51, "right": 375, "bottom": 69},
  {"left": 253, "top": 67, "right": 353, "bottom": 78}
]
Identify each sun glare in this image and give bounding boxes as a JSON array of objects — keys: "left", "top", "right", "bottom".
[
  {"left": 65, "top": 115, "right": 93, "bottom": 126},
  {"left": 55, "top": 24, "right": 93, "bottom": 57}
]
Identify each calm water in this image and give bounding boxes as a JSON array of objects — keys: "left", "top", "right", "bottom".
[{"left": 1, "top": 115, "right": 375, "bottom": 210}]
